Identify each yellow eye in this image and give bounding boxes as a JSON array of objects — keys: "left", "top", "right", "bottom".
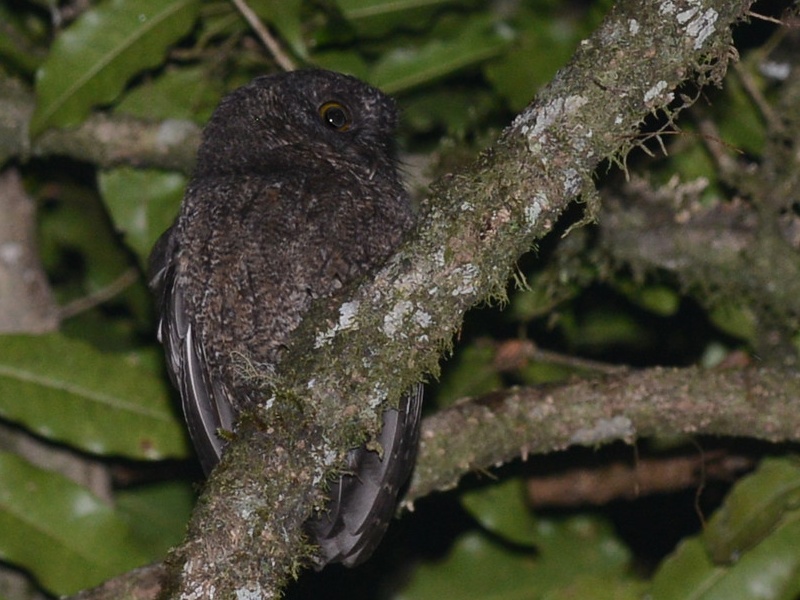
[{"left": 319, "top": 101, "right": 352, "bottom": 132}]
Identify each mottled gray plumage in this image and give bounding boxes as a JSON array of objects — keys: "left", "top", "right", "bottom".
[{"left": 148, "top": 69, "right": 421, "bottom": 568}]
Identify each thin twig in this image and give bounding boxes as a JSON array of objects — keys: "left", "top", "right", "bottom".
[
  {"left": 695, "top": 116, "right": 740, "bottom": 179},
  {"left": 745, "top": 10, "right": 786, "bottom": 25},
  {"left": 734, "top": 62, "right": 783, "bottom": 133},
  {"left": 59, "top": 268, "right": 140, "bottom": 320},
  {"left": 230, "top": 0, "right": 296, "bottom": 71},
  {"left": 493, "top": 339, "right": 629, "bottom": 376}
]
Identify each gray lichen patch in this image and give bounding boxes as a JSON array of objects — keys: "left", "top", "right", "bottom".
[
  {"left": 514, "top": 95, "right": 590, "bottom": 154},
  {"left": 569, "top": 416, "right": 635, "bottom": 446},
  {"left": 314, "top": 300, "right": 361, "bottom": 348}
]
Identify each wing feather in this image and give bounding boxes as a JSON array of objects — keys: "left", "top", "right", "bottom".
[
  {"left": 149, "top": 226, "right": 235, "bottom": 474},
  {"left": 307, "top": 383, "right": 424, "bottom": 567}
]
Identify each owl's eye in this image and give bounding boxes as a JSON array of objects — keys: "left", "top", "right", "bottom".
[{"left": 319, "top": 101, "right": 352, "bottom": 132}]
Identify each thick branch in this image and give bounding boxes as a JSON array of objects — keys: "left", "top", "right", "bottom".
[
  {"left": 0, "top": 168, "right": 58, "bottom": 332},
  {"left": 600, "top": 178, "right": 800, "bottom": 364},
  {"left": 524, "top": 452, "right": 753, "bottom": 507},
  {"left": 406, "top": 364, "right": 800, "bottom": 501},
  {"left": 0, "top": 77, "right": 199, "bottom": 172}
]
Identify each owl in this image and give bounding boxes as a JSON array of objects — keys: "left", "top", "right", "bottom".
[{"left": 148, "top": 69, "right": 422, "bottom": 568}]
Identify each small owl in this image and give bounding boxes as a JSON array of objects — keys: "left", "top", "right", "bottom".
[{"left": 149, "top": 69, "right": 422, "bottom": 567}]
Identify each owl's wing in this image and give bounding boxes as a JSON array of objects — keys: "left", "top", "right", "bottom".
[
  {"left": 306, "top": 383, "right": 424, "bottom": 568},
  {"left": 149, "top": 226, "right": 236, "bottom": 474}
]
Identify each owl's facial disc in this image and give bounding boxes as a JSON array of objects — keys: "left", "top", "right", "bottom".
[{"left": 318, "top": 101, "right": 352, "bottom": 132}]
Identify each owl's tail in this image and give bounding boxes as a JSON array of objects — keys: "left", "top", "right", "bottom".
[{"left": 306, "top": 384, "right": 424, "bottom": 568}]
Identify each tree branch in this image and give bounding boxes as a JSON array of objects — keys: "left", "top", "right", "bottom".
[
  {"left": 0, "top": 77, "right": 199, "bottom": 172},
  {"left": 523, "top": 451, "right": 753, "bottom": 507},
  {"left": 406, "top": 364, "right": 799, "bottom": 502},
  {"left": 0, "top": 167, "right": 59, "bottom": 333}
]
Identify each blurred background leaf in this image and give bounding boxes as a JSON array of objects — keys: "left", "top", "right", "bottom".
[
  {"left": 649, "top": 458, "right": 800, "bottom": 600},
  {"left": 0, "top": 334, "right": 189, "bottom": 460},
  {"left": 98, "top": 168, "right": 186, "bottom": 269},
  {"left": 30, "top": 0, "right": 200, "bottom": 136},
  {"left": 0, "top": 451, "right": 151, "bottom": 595}
]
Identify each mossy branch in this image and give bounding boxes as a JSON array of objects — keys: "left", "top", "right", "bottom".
[{"left": 407, "top": 365, "right": 800, "bottom": 502}]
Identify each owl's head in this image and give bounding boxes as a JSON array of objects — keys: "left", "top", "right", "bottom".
[{"left": 195, "top": 69, "right": 399, "bottom": 178}]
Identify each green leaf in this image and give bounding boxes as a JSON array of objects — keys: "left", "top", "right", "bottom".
[
  {"left": 613, "top": 280, "right": 680, "bottom": 317},
  {"left": 117, "top": 481, "right": 195, "bottom": 558},
  {"left": 333, "top": 0, "right": 462, "bottom": 36},
  {"left": 709, "top": 301, "right": 758, "bottom": 343},
  {"left": 561, "top": 306, "right": 651, "bottom": 352},
  {"left": 709, "top": 511, "right": 800, "bottom": 600},
  {"left": 397, "top": 530, "right": 540, "bottom": 600},
  {"left": 508, "top": 274, "right": 584, "bottom": 323},
  {"left": 38, "top": 181, "right": 134, "bottom": 292},
  {"left": 399, "top": 513, "right": 633, "bottom": 599},
  {"left": 98, "top": 168, "right": 186, "bottom": 269},
  {"left": 432, "top": 343, "right": 502, "bottom": 407},
  {"left": 369, "top": 16, "right": 511, "bottom": 94},
  {"left": 704, "top": 457, "right": 800, "bottom": 564},
  {"left": 115, "top": 65, "right": 223, "bottom": 123},
  {"left": 484, "top": 13, "right": 585, "bottom": 111},
  {"left": 714, "top": 67, "right": 765, "bottom": 156},
  {"left": 649, "top": 538, "right": 726, "bottom": 599},
  {"left": 402, "top": 87, "right": 498, "bottom": 137},
  {"left": 650, "top": 519, "right": 800, "bottom": 600},
  {"left": 649, "top": 459, "right": 800, "bottom": 600},
  {"left": 698, "top": 516, "right": 800, "bottom": 600},
  {"left": 335, "top": 0, "right": 457, "bottom": 20},
  {"left": 461, "top": 478, "right": 537, "bottom": 546},
  {"left": 310, "top": 49, "right": 370, "bottom": 81},
  {"left": 0, "top": 334, "right": 189, "bottom": 460},
  {"left": 0, "top": 6, "right": 47, "bottom": 75},
  {"left": 31, "top": 0, "right": 200, "bottom": 136},
  {"left": 0, "top": 451, "right": 151, "bottom": 595},
  {"left": 543, "top": 577, "right": 646, "bottom": 600}
]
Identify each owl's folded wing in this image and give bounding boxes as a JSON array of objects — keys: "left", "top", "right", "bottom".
[{"left": 149, "top": 226, "right": 235, "bottom": 474}]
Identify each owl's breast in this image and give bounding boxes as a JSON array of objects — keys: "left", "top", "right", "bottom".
[{"left": 177, "top": 172, "right": 410, "bottom": 390}]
